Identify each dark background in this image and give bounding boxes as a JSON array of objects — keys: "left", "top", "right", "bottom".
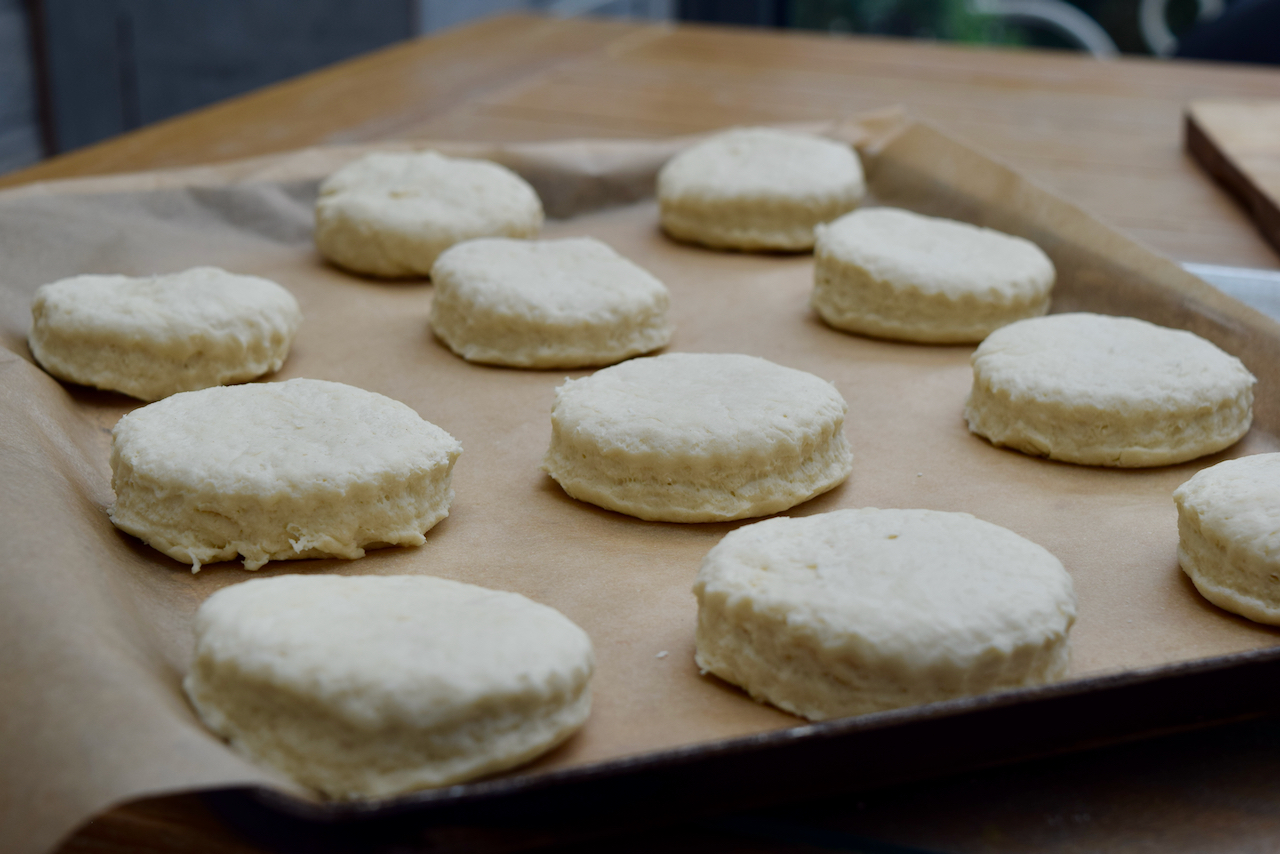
[{"left": 0, "top": 0, "right": 1274, "bottom": 177}]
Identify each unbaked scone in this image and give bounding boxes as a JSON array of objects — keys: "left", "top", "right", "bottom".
[
  {"left": 657, "top": 127, "right": 865, "bottom": 252},
  {"left": 109, "top": 378, "right": 461, "bottom": 571},
  {"left": 429, "top": 237, "right": 673, "bottom": 368},
  {"left": 1174, "top": 453, "right": 1280, "bottom": 624},
  {"left": 541, "top": 352, "right": 853, "bottom": 522},
  {"left": 812, "top": 208, "right": 1054, "bottom": 343},
  {"left": 28, "top": 267, "right": 301, "bottom": 401},
  {"left": 314, "top": 151, "right": 543, "bottom": 278},
  {"left": 693, "top": 508, "right": 1077, "bottom": 720},
  {"left": 185, "top": 574, "right": 594, "bottom": 799},
  {"left": 966, "top": 313, "right": 1255, "bottom": 467}
]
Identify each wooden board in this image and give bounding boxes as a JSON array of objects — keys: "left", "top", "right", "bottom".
[{"left": 1187, "top": 99, "right": 1280, "bottom": 258}]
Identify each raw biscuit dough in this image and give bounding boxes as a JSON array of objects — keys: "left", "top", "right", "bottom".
[
  {"left": 185, "top": 574, "right": 594, "bottom": 799},
  {"left": 966, "top": 313, "right": 1255, "bottom": 467},
  {"left": 28, "top": 267, "right": 301, "bottom": 401},
  {"left": 657, "top": 127, "right": 865, "bottom": 252},
  {"left": 541, "top": 352, "right": 854, "bottom": 522},
  {"left": 314, "top": 151, "right": 543, "bottom": 277},
  {"left": 693, "top": 508, "right": 1077, "bottom": 721},
  {"left": 429, "top": 237, "right": 673, "bottom": 368},
  {"left": 1174, "top": 453, "right": 1280, "bottom": 624},
  {"left": 812, "top": 208, "right": 1055, "bottom": 343},
  {"left": 109, "top": 378, "right": 461, "bottom": 571}
]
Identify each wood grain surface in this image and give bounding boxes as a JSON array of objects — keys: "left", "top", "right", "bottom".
[
  {"left": 7, "top": 15, "right": 1280, "bottom": 269},
  {"left": 1187, "top": 99, "right": 1280, "bottom": 256},
  {"left": 28, "top": 13, "right": 1280, "bottom": 854}
]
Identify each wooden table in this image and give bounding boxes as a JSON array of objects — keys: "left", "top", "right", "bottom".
[{"left": 17, "top": 13, "right": 1280, "bottom": 853}]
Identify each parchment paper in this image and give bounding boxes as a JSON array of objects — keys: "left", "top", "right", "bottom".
[{"left": 4, "top": 112, "right": 1280, "bottom": 854}]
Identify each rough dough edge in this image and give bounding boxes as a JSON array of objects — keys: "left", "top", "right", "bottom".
[{"left": 691, "top": 509, "right": 1076, "bottom": 721}]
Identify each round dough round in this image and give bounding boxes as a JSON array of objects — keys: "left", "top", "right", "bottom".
[
  {"left": 185, "top": 574, "right": 594, "bottom": 800},
  {"left": 109, "top": 378, "right": 462, "bottom": 571},
  {"left": 693, "top": 508, "right": 1077, "bottom": 721},
  {"left": 812, "top": 208, "right": 1054, "bottom": 343},
  {"left": 429, "top": 237, "right": 673, "bottom": 368},
  {"left": 314, "top": 151, "right": 543, "bottom": 278},
  {"left": 657, "top": 127, "right": 865, "bottom": 252},
  {"left": 965, "top": 313, "right": 1255, "bottom": 467},
  {"left": 541, "top": 352, "right": 853, "bottom": 522},
  {"left": 28, "top": 267, "right": 301, "bottom": 401},
  {"left": 1174, "top": 453, "right": 1280, "bottom": 624}
]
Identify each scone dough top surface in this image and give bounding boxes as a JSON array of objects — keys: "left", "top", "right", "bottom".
[
  {"left": 816, "top": 208, "right": 1054, "bottom": 299},
  {"left": 315, "top": 151, "right": 543, "bottom": 277},
  {"left": 694, "top": 508, "right": 1077, "bottom": 720},
  {"left": 1173, "top": 453, "right": 1280, "bottom": 624},
  {"left": 186, "top": 574, "right": 594, "bottom": 798},
  {"left": 697, "top": 509, "right": 1076, "bottom": 662},
  {"left": 966, "top": 313, "right": 1255, "bottom": 466},
  {"left": 972, "top": 314, "right": 1253, "bottom": 407},
  {"left": 657, "top": 127, "right": 865, "bottom": 251},
  {"left": 1175, "top": 454, "right": 1280, "bottom": 555},
  {"left": 319, "top": 151, "right": 541, "bottom": 233},
  {"left": 552, "top": 353, "right": 845, "bottom": 458},
  {"left": 30, "top": 268, "right": 299, "bottom": 339},
  {"left": 429, "top": 237, "right": 672, "bottom": 368},
  {"left": 191, "top": 575, "right": 593, "bottom": 728},
  {"left": 28, "top": 267, "right": 301, "bottom": 400},
  {"left": 811, "top": 208, "right": 1055, "bottom": 343},
  {"left": 109, "top": 379, "right": 462, "bottom": 570},
  {"left": 433, "top": 237, "right": 667, "bottom": 319},
  {"left": 659, "top": 127, "right": 864, "bottom": 201},
  {"left": 112, "top": 378, "right": 459, "bottom": 495},
  {"left": 543, "top": 353, "right": 853, "bottom": 522}
]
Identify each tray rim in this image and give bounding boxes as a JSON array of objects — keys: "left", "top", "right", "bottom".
[
  {"left": 202, "top": 640, "right": 1280, "bottom": 854},
  {"left": 232, "top": 639, "right": 1280, "bottom": 822}
]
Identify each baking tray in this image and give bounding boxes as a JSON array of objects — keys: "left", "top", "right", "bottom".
[{"left": 4, "top": 116, "right": 1280, "bottom": 854}]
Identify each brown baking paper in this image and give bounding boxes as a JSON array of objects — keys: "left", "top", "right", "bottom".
[{"left": 4, "top": 112, "right": 1280, "bottom": 854}]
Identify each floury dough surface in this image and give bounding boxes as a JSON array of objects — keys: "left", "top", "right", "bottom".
[
  {"left": 109, "top": 378, "right": 462, "bottom": 570},
  {"left": 1174, "top": 454, "right": 1280, "bottom": 625},
  {"left": 965, "top": 313, "right": 1256, "bottom": 467},
  {"left": 541, "top": 352, "right": 854, "bottom": 522},
  {"left": 184, "top": 574, "right": 594, "bottom": 800},
  {"left": 429, "top": 237, "right": 672, "bottom": 368},
  {"left": 811, "top": 208, "right": 1054, "bottom": 343},
  {"left": 657, "top": 127, "right": 865, "bottom": 251},
  {"left": 27, "top": 267, "right": 301, "bottom": 401},
  {"left": 314, "top": 151, "right": 543, "bottom": 277},
  {"left": 693, "top": 508, "right": 1078, "bottom": 721}
]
